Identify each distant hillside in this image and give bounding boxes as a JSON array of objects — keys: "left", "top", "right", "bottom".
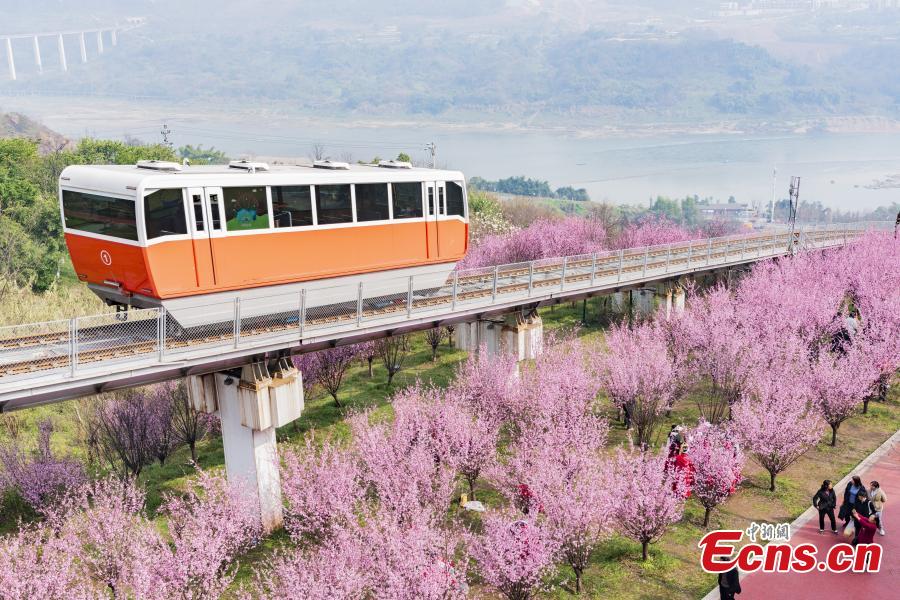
[{"left": 0, "top": 112, "right": 72, "bottom": 154}]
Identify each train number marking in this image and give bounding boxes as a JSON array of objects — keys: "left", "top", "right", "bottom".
[{"left": 100, "top": 250, "right": 112, "bottom": 266}]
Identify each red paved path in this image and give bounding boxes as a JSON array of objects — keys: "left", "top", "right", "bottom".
[{"left": 737, "top": 435, "right": 900, "bottom": 599}]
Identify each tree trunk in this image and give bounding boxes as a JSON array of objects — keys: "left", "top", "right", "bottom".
[
  {"left": 189, "top": 441, "right": 197, "bottom": 463},
  {"left": 831, "top": 423, "right": 839, "bottom": 447},
  {"left": 641, "top": 540, "right": 649, "bottom": 561},
  {"left": 431, "top": 347, "right": 437, "bottom": 362},
  {"left": 769, "top": 471, "right": 777, "bottom": 492},
  {"left": 703, "top": 506, "right": 711, "bottom": 527},
  {"left": 468, "top": 478, "right": 476, "bottom": 500},
  {"left": 575, "top": 567, "right": 582, "bottom": 593},
  {"left": 367, "top": 358, "right": 373, "bottom": 377},
  {"left": 862, "top": 398, "right": 869, "bottom": 414},
  {"left": 331, "top": 391, "right": 342, "bottom": 408}
]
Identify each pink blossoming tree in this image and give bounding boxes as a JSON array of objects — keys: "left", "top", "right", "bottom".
[
  {"left": 686, "top": 421, "right": 745, "bottom": 526},
  {"left": 596, "top": 321, "right": 677, "bottom": 447},
  {"left": 280, "top": 435, "right": 364, "bottom": 541},
  {"left": 731, "top": 371, "right": 823, "bottom": 492},
  {"left": 471, "top": 512, "right": 559, "bottom": 600},
  {"left": 613, "top": 447, "right": 687, "bottom": 560},
  {"left": 0, "top": 418, "right": 86, "bottom": 514}
]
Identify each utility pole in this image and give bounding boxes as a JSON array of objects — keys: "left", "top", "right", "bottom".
[
  {"left": 160, "top": 123, "right": 173, "bottom": 149},
  {"left": 424, "top": 141, "right": 436, "bottom": 168},
  {"left": 768, "top": 166, "right": 777, "bottom": 223},
  {"left": 787, "top": 176, "right": 801, "bottom": 254}
]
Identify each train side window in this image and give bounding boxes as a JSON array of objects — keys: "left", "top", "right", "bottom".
[
  {"left": 438, "top": 185, "right": 446, "bottom": 215},
  {"left": 446, "top": 181, "right": 466, "bottom": 217},
  {"left": 272, "top": 186, "right": 313, "bottom": 228},
  {"left": 144, "top": 189, "right": 188, "bottom": 239},
  {"left": 355, "top": 183, "right": 389, "bottom": 222},
  {"left": 316, "top": 184, "right": 353, "bottom": 225},
  {"left": 223, "top": 187, "right": 270, "bottom": 231},
  {"left": 62, "top": 190, "right": 138, "bottom": 241},
  {"left": 209, "top": 193, "right": 222, "bottom": 230},
  {"left": 391, "top": 182, "right": 423, "bottom": 219},
  {"left": 192, "top": 194, "right": 205, "bottom": 232},
  {"left": 427, "top": 186, "right": 435, "bottom": 216}
]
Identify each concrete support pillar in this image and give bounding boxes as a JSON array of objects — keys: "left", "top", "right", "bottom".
[
  {"left": 633, "top": 288, "right": 655, "bottom": 318},
  {"left": 32, "top": 36, "right": 42, "bottom": 73},
  {"left": 610, "top": 291, "right": 627, "bottom": 313},
  {"left": 454, "top": 312, "right": 543, "bottom": 362},
  {"left": 79, "top": 32, "right": 87, "bottom": 63},
  {"left": 111, "top": 29, "right": 118, "bottom": 46},
  {"left": 96, "top": 31, "right": 104, "bottom": 54},
  {"left": 57, "top": 34, "right": 67, "bottom": 72},
  {"left": 662, "top": 286, "right": 674, "bottom": 319},
  {"left": 673, "top": 286, "right": 686, "bottom": 315},
  {"left": 5, "top": 38, "right": 15, "bottom": 81},
  {"left": 187, "top": 358, "right": 304, "bottom": 534}
]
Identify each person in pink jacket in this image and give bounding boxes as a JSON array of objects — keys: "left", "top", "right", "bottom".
[{"left": 851, "top": 509, "right": 878, "bottom": 546}]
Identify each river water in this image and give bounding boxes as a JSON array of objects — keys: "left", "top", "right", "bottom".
[{"left": 5, "top": 95, "right": 900, "bottom": 212}]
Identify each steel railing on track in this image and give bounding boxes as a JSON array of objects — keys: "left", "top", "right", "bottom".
[{"left": 0, "top": 223, "right": 887, "bottom": 400}]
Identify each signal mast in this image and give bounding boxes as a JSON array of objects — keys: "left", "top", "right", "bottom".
[{"left": 787, "top": 176, "right": 801, "bottom": 255}]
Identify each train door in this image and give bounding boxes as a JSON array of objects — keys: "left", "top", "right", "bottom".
[
  {"left": 425, "top": 181, "right": 439, "bottom": 258},
  {"left": 186, "top": 187, "right": 218, "bottom": 288},
  {"left": 435, "top": 181, "right": 451, "bottom": 257}
]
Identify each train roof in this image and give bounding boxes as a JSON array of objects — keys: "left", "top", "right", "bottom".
[{"left": 59, "top": 162, "right": 466, "bottom": 196}]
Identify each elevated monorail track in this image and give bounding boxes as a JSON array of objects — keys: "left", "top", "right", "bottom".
[{"left": 0, "top": 224, "right": 882, "bottom": 409}]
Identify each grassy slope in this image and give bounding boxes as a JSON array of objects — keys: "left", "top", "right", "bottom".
[{"left": 2, "top": 296, "right": 898, "bottom": 599}]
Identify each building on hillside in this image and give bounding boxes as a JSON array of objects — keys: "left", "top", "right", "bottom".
[{"left": 698, "top": 203, "right": 754, "bottom": 221}]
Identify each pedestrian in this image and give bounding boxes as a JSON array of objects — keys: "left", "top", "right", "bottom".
[
  {"left": 839, "top": 475, "right": 865, "bottom": 526},
  {"left": 813, "top": 479, "right": 838, "bottom": 535},
  {"left": 870, "top": 480, "right": 887, "bottom": 536},
  {"left": 851, "top": 509, "right": 878, "bottom": 547},
  {"left": 717, "top": 563, "right": 741, "bottom": 600}
]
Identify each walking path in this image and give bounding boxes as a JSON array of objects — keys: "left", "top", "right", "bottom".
[{"left": 703, "top": 427, "right": 900, "bottom": 599}]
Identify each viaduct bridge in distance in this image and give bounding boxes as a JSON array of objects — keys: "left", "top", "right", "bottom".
[
  {"left": 2, "top": 17, "right": 146, "bottom": 80},
  {"left": 0, "top": 223, "right": 886, "bottom": 532}
]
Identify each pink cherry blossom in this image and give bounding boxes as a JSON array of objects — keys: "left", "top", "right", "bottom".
[
  {"left": 596, "top": 321, "right": 678, "bottom": 447},
  {"left": 470, "top": 511, "right": 559, "bottom": 600},
  {"left": 612, "top": 447, "right": 687, "bottom": 561},
  {"left": 280, "top": 435, "right": 364, "bottom": 541},
  {"left": 731, "top": 365, "right": 823, "bottom": 492},
  {"left": 686, "top": 421, "right": 745, "bottom": 527}
]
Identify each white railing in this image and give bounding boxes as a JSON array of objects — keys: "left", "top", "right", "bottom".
[{"left": 0, "top": 223, "right": 884, "bottom": 389}]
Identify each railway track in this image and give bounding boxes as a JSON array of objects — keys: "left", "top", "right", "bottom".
[{"left": 0, "top": 230, "right": 854, "bottom": 380}]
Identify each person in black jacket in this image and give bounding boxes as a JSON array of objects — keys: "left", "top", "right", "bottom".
[
  {"left": 813, "top": 479, "right": 838, "bottom": 534},
  {"left": 718, "top": 564, "right": 741, "bottom": 600},
  {"left": 840, "top": 475, "right": 865, "bottom": 526},
  {"left": 850, "top": 488, "right": 874, "bottom": 544}
]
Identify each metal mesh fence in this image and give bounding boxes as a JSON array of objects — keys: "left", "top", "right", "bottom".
[
  {"left": 74, "top": 308, "right": 159, "bottom": 370},
  {"left": 411, "top": 275, "right": 455, "bottom": 315},
  {"left": 530, "top": 257, "right": 563, "bottom": 290},
  {"left": 162, "top": 301, "right": 234, "bottom": 355},
  {"left": 239, "top": 293, "right": 302, "bottom": 344},
  {"left": 304, "top": 284, "right": 358, "bottom": 332},
  {"left": 0, "top": 319, "right": 71, "bottom": 379},
  {"left": 455, "top": 267, "right": 497, "bottom": 306},
  {"left": 361, "top": 276, "right": 410, "bottom": 323},
  {"left": 493, "top": 261, "right": 531, "bottom": 299}
]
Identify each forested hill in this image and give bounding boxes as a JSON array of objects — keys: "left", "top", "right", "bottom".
[{"left": 3, "top": 1, "right": 900, "bottom": 125}]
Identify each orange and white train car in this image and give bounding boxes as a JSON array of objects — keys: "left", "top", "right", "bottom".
[{"left": 59, "top": 159, "right": 468, "bottom": 326}]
